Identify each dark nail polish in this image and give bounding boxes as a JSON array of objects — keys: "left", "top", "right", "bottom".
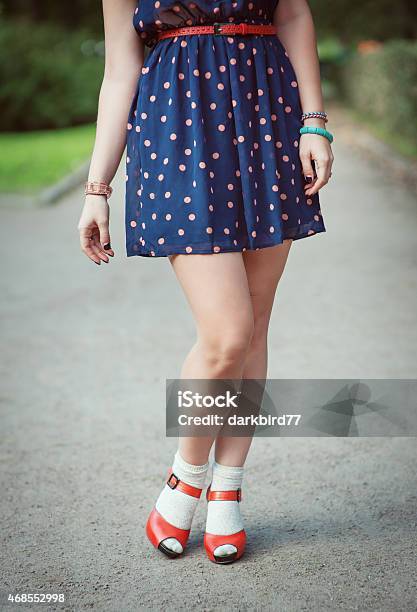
[
  {"left": 304, "top": 176, "right": 313, "bottom": 184},
  {"left": 95, "top": 261, "right": 100, "bottom": 265},
  {"left": 103, "top": 243, "right": 111, "bottom": 250}
]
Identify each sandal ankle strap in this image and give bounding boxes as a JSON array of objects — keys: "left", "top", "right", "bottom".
[
  {"left": 166, "top": 471, "right": 203, "bottom": 498},
  {"left": 206, "top": 486, "right": 242, "bottom": 502}
]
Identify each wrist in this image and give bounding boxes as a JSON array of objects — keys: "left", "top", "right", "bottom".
[
  {"left": 85, "top": 193, "right": 109, "bottom": 204},
  {"left": 303, "top": 117, "right": 327, "bottom": 128}
]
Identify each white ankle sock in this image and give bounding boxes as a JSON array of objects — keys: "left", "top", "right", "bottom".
[
  {"left": 205, "top": 461, "right": 244, "bottom": 557},
  {"left": 155, "top": 450, "right": 209, "bottom": 553}
]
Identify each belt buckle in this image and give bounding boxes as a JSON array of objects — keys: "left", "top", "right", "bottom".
[{"left": 213, "top": 22, "right": 227, "bottom": 36}]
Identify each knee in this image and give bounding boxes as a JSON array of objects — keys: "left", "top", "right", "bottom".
[{"left": 201, "top": 316, "right": 254, "bottom": 371}]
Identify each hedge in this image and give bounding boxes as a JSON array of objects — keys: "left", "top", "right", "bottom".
[
  {"left": 338, "top": 40, "right": 417, "bottom": 141},
  {"left": 0, "top": 19, "right": 104, "bottom": 131}
]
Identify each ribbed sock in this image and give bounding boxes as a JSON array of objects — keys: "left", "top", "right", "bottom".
[{"left": 155, "top": 450, "right": 209, "bottom": 554}]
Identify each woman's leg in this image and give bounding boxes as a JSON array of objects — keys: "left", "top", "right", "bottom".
[
  {"left": 205, "top": 241, "right": 293, "bottom": 561},
  {"left": 148, "top": 252, "right": 254, "bottom": 556},
  {"left": 214, "top": 240, "right": 293, "bottom": 466},
  {"left": 169, "top": 251, "right": 255, "bottom": 465}
]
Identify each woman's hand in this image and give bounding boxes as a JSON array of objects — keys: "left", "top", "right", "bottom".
[
  {"left": 299, "top": 133, "right": 334, "bottom": 197},
  {"left": 77, "top": 195, "right": 115, "bottom": 265}
]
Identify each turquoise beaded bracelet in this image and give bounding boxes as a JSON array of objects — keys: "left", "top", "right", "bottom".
[{"left": 300, "top": 126, "right": 334, "bottom": 143}]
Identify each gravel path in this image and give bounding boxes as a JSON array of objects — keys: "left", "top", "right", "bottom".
[{"left": 1, "top": 136, "right": 417, "bottom": 611}]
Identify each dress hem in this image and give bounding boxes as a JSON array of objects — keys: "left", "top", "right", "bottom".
[{"left": 126, "top": 226, "right": 326, "bottom": 258}]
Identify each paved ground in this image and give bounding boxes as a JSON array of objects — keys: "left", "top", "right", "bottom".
[{"left": 1, "top": 135, "right": 417, "bottom": 611}]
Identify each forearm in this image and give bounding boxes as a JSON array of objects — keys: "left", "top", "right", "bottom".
[
  {"left": 88, "top": 69, "right": 143, "bottom": 185},
  {"left": 274, "top": 7, "right": 325, "bottom": 126}
]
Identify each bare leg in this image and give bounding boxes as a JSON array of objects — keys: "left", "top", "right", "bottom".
[
  {"left": 169, "top": 252, "right": 255, "bottom": 465},
  {"left": 214, "top": 240, "right": 293, "bottom": 466}
]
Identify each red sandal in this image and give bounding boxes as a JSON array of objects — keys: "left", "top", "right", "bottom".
[
  {"left": 204, "top": 485, "right": 246, "bottom": 564},
  {"left": 146, "top": 470, "right": 203, "bottom": 558}
]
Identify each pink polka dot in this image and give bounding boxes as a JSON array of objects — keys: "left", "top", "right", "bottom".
[
  {"left": 130, "top": 220, "right": 137, "bottom": 227},
  {"left": 282, "top": 213, "right": 289, "bottom": 221},
  {"left": 213, "top": 246, "right": 221, "bottom": 253},
  {"left": 188, "top": 213, "right": 196, "bottom": 221},
  {"left": 206, "top": 227, "right": 213, "bottom": 234},
  {"left": 158, "top": 237, "right": 165, "bottom": 245},
  {"left": 186, "top": 246, "right": 193, "bottom": 253},
  {"left": 178, "top": 228, "right": 185, "bottom": 236}
]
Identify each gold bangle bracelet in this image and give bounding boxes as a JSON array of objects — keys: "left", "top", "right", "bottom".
[{"left": 84, "top": 181, "right": 113, "bottom": 198}]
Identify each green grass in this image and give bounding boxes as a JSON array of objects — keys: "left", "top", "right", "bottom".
[
  {"left": 345, "top": 108, "right": 417, "bottom": 160},
  {"left": 0, "top": 123, "right": 96, "bottom": 193}
]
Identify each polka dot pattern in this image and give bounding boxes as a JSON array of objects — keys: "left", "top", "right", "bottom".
[{"left": 126, "top": 0, "right": 326, "bottom": 257}]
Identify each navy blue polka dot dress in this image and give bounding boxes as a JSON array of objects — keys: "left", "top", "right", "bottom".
[{"left": 125, "top": 0, "right": 326, "bottom": 257}]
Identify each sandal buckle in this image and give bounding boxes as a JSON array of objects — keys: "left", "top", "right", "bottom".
[
  {"left": 167, "top": 472, "right": 180, "bottom": 489},
  {"left": 236, "top": 488, "right": 242, "bottom": 502}
]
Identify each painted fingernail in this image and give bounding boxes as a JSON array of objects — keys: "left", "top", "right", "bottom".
[
  {"left": 94, "top": 261, "right": 100, "bottom": 265},
  {"left": 304, "top": 176, "right": 313, "bottom": 184},
  {"left": 103, "top": 243, "right": 111, "bottom": 250}
]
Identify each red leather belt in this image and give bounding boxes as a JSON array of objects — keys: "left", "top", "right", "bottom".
[{"left": 156, "top": 22, "right": 277, "bottom": 41}]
